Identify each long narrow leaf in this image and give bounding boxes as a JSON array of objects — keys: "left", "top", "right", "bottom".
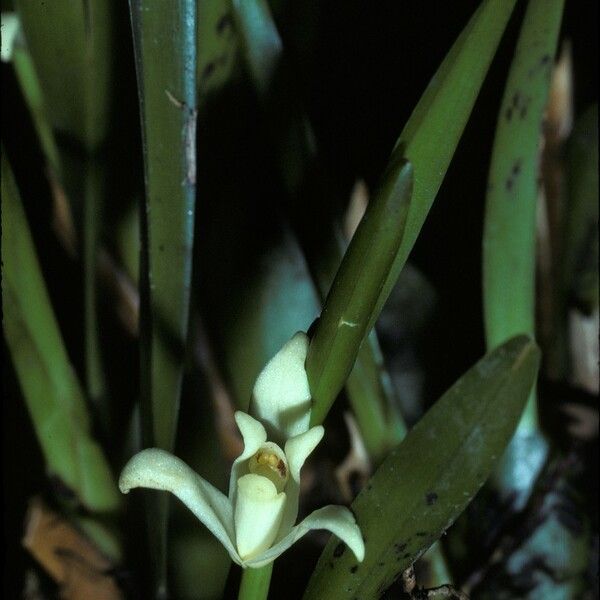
[
  {"left": 15, "top": 0, "right": 113, "bottom": 152},
  {"left": 482, "top": 0, "right": 565, "bottom": 508},
  {"left": 15, "top": 0, "right": 116, "bottom": 429},
  {"left": 1, "top": 13, "right": 60, "bottom": 175},
  {"left": 129, "top": 0, "right": 197, "bottom": 465},
  {"left": 128, "top": 1, "right": 197, "bottom": 592},
  {"left": 1, "top": 151, "right": 120, "bottom": 514},
  {"left": 369, "top": 0, "right": 517, "bottom": 331},
  {"left": 304, "top": 336, "right": 540, "bottom": 600}
]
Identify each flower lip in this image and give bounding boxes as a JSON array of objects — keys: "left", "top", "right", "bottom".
[{"left": 235, "top": 474, "right": 287, "bottom": 560}]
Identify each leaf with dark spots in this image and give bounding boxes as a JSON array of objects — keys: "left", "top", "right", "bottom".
[
  {"left": 304, "top": 337, "right": 540, "bottom": 600},
  {"left": 482, "top": 9, "right": 565, "bottom": 530},
  {"left": 350, "top": 566, "right": 358, "bottom": 574},
  {"left": 201, "top": 62, "right": 216, "bottom": 81},
  {"left": 333, "top": 543, "right": 346, "bottom": 558},
  {"left": 426, "top": 492, "right": 438, "bottom": 506},
  {"left": 216, "top": 13, "right": 232, "bottom": 35}
]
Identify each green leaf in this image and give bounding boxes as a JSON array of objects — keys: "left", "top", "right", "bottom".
[
  {"left": 345, "top": 332, "right": 407, "bottom": 462},
  {"left": 15, "top": 0, "right": 113, "bottom": 151},
  {"left": 1, "top": 151, "right": 120, "bottom": 514},
  {"left": 369, "top": 0, "right": 517, "bottom": 331},
  {"left": 483, "top": 0, "right": 565, "bottom": 359},
  {"left": 1, "top": 12, "right": 60, "bottom": 175},
  {"left": 129, "top": 0, "right": 197, "bottom": 460},
  {"left": 482, "top": 0, "right": 565, "bottom": 506},
  {"left": 304, "top": 335, "right": 540, "bottom": 600},
  {"left": 128, "top": 1, "right": 197, "bottom": 593},
  {"left": 13, "top": 2, "right": 117, "bottom": 430},
  {"left": 307, "top": 162, "right": 414, "bottom": 426}
]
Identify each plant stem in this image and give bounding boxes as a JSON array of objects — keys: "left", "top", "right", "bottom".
[{"left": 238, "top": 564, "right": 273, "bottom": 600}]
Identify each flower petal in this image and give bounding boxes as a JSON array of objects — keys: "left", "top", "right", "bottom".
[
  {"left": 235, "top": 474, "right": 286, "bottom": 561},
  {"left": 119, "top": 448, "right": 241, "bottom": 564},
  {"left": 284, "top": 426, "right": 324, "bottom": 483},
  {"left": 229, "top": 412, "right": 268, "bottom": 503},
  {"left": 244, "top": 505, "right": 365, "bottom": 568},
  {"left": 250, "top": 332, "right": 312, "bottom": 442},
  {"left": 275, "top": 426, "right": 324, "bottom": 540}
]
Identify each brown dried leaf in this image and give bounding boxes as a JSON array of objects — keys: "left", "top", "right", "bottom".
[{"left": 22, "top": 498, "right": 123, "bottom": 600}]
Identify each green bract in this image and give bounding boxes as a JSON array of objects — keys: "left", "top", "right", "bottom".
[{"left": 119, "top": 332, "right": 364, "bottom": 568}]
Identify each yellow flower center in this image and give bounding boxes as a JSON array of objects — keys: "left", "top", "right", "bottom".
[{"left": 248, "top": 444, "right": 289, "bottom": 493}]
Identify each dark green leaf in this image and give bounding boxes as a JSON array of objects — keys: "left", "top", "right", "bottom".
[
  {"left": 304, "top": 336, "right": 540, "bottom": 600},
  {"left": 128, "top": 1, "right": 197, "bottom": 592},
  {"left": 307, "top": 162, "right": 413, "bottom": 426},
  {"left": 129, "top": 0, "right": 197, "bottom": 459},
  {"left": 15, "top": 0, "right": 113, "bottom": 151}
]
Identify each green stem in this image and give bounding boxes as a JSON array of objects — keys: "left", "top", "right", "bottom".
[{"left": 238, "top": 564, "right": 273, "bottom": 600}]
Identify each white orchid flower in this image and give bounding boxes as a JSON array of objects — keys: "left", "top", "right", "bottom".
[{"left": 119, "top": 332, "right": 364, "bottom": 568}]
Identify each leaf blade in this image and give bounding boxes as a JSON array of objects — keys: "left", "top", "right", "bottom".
[
  {"left": 482, "top": 0, "right": 565, "bottom": 507},
  {"left": 1, "top": 151, "right": 120, "bottom": 513},
  {"left": 370, "top": 0, "right": 518, "bottom": 330},
  {"left": 307, "top": 162, "right": 413, "bottom": 426},
  {"left": 304, "top": 336, "right": 540, "bottom": 600}
]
